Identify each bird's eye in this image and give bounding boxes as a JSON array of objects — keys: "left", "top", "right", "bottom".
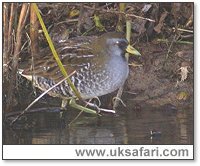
[{"left": 115, "top": 40, "right": 128, "bottom": 50}]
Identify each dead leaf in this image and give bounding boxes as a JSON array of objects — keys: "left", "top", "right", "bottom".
[
  {"left": 176, "top": 91, "right": 189, "bottom": 101},
  {"left": 132, "top": 18, "right": 146, "bottom": 35},
  {"left": 77, "top": 6, "right": 94, "bottom": 33},
  {"left": 94, "top": 14, "right": 105, "bottom": 31},
  {"left": 141, "top": 4, "right": 152, "bottom": 13},
  {"left": 154, "top": 11, "right": 168, "bottom": 33},
  {"left": 179, "top": 66, "right": 190, "bottom": 82},
  {"left": 69, "top": 9, "right": 79, "bottom": 18}
]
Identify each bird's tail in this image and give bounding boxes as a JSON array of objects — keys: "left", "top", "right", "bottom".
[
  {"left": 18, "top": 69, "right": 33, "bottom": 81},
  {"left": 18, "top": 69, "right": 24, "bottom": 75}
]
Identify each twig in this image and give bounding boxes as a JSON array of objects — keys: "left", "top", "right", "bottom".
[
  {"left": 157, "top": 32, "right": 193, "bottom": 59},
  {"left": 76, "top": 4, "right": 155, "bottom": 22},
  {"left": 3, "top": 3, "right": 9, "bottom": 76},
  {"left": 98, "top": 108, "right": 116, "bottom": 114},
  {"left": 10, "top": 71, "right": 76, "bottom": 126},
  {"left": 83, "top": 100, "right": 115, "bottom": 114},
  {"left": 180, "top": 34, "right": 193, "bottom": 39},
  {"left": 116, "top": 3, "right": 126, "bottom": 32},
  {"left": 68, "top": 110, "right": 84, "bottom": 126},
  {"left": 5, "top": 107, "right": 61, "bottom": 118},
  {"left": 174, "top": 27, "right": 193, "bottom": 33},
  {"left": 8, "top": 3, "right": 16, "bottom": 55},
  {"left": 68, "top": 96, "right": 102, "bottom": 126},
  {"left": 56, "top": 19, "right": 79, "bottom": 25},
  {"left": 157, "top": 38, "right": 193, "bottom": 45},
  {"left": 166, "top": 35, "right": 177, "bottom": 59},
  {"left": 6, "top": 3, "right": 30, "bottom": 112},
  {"left": 112, "top": 97, "right": 126, "bottom": 107},
  {"left": 126, "top": 20, "right": 132, "bottom": 57},
  {"left": 68, "top": 97, "right": 95, "bottom": 126},
  {"left": 125, "top": 12, "right": 155, "bottom": 22},
  {"left": 30, "top": 3, "right": 39, "bottom": 91},
  {"left": 30, "top": 3, "right": 39, "bottom": 55},
  {"left": 81, "top": 25, "right": 95, "bottom": 36}
]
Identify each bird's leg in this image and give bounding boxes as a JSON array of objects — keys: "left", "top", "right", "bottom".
[
  {"left": 60, "top": 99, "right": 69, "bottom": 118},
  {"left": 113, "top": 86, "right": 124, "bottom": 111},
  {"left": 61, "top": 99, "right": 68, "bottom": 109}
]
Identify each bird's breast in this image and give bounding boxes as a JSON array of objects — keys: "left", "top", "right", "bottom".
[{"left": 74, "top": 56, "right": 129, "bottom": 99}]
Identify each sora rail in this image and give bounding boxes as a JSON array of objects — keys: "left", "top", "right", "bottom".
[{"left": 20, "top": 32, "right": 141, "bottom": 105}]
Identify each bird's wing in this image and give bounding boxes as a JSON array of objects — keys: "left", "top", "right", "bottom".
[{"left": 22, "top": 36, "right": 98, "bottom": 83}]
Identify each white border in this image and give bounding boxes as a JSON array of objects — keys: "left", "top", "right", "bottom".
[
  {"left": 3, "top": 145, "right": 194, "bottom": 159},
  {"left": 1, "top": 0, "right": 198, "bottom": 163}
]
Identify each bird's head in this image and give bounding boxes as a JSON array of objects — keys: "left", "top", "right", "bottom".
[{"left": 95, "top": 32, "right": 141, "bottom": 58}]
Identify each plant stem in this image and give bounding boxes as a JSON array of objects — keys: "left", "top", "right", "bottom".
[{"left": 32, "top": 3, "right": 82, "bottom": 99}]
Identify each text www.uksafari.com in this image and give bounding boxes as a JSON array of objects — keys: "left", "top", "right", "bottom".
[{"left": 75, "top": 146, "right": 189, "bottom": 158}]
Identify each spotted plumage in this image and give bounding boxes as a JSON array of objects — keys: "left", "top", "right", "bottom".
[{"left": 20, "top": 32, "right": 139, "bottom": 100}]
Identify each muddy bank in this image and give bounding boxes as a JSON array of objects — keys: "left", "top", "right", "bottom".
[{"left": 126, "top": 42, "right": 193, "bottom": 108}]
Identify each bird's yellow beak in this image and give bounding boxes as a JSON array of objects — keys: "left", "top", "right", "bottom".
[{"left": 126, "top": 45, "right": 141, "bottom": 56}]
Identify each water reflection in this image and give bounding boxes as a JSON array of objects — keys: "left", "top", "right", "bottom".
[{"left": 3, "top": 104, "right": 193, "bottom": 145}]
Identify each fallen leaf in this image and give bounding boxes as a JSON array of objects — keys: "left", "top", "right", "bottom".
[
  {"left": 176, "top": 91, "right": 189, "bottom": 101},
  {"left": 154, "top": 11, "right": 168, "bottom": 33},
  {"left": 179, "top": 65, "right": 190, "bottom": 82},
  {"left": 94, "top": 14, "right": 106, "bottom": 31},
  {"left": 69, "top": 9, "right": 79, "bottom": 18}
]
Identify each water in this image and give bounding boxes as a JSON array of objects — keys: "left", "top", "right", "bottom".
[{"left": 3, "top": 102, "right": 193, "bottom": 145}]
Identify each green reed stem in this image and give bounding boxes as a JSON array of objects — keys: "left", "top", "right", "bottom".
[{"left": 32, "top": 3, "right": 82, "bottom": 99}]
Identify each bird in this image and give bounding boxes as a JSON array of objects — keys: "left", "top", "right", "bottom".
[{"left": 20, "top": 32, "right": 141, "bottom": 108}]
